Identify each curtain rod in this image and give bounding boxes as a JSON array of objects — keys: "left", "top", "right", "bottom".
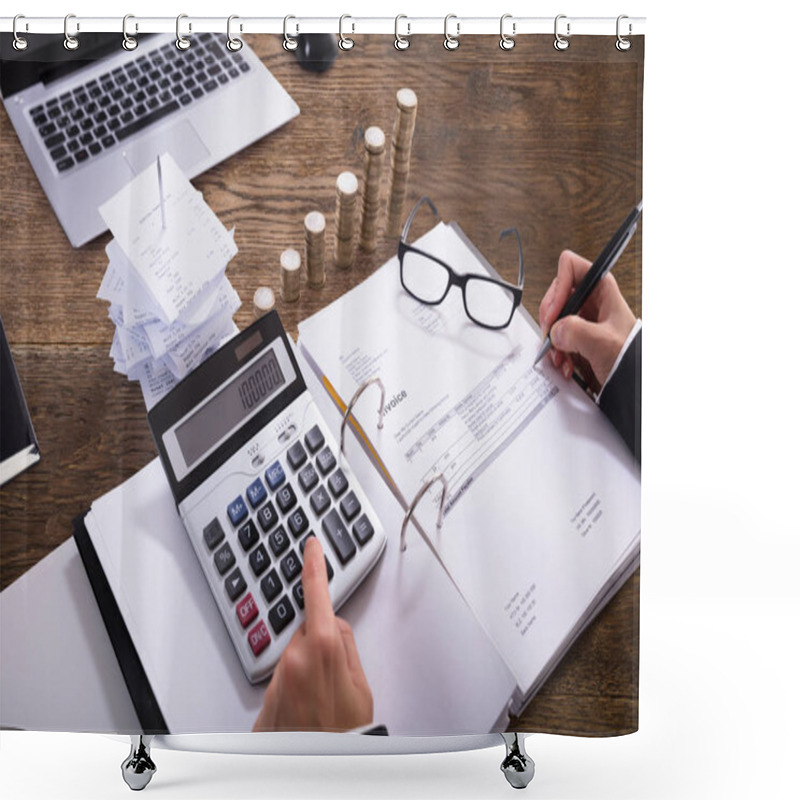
[{"left": 1, "top": 15, "right": 646, "bottom": 37}]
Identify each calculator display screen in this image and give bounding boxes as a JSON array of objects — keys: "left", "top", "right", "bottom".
[{"left": 174, "top": 348, "right": 286, "bottom": 468}]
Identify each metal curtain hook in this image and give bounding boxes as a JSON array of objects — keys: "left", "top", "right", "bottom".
[
  {"left": 616, "top": 15, "right": 632, "bottom": 51},
  {"left": 499, "top": 14, "right": 516, "bottom": 50},
  {"left": 339, "top": 14, "right": 355, "bottom": 50},
  {"left": 400, "top": 474, "right": 449, "bottom": 553},
  {"left": 443, "top": 14, "right": 460, "bottom": 51},
  {"left": 12, "top": 15, "right": 29, "bottom": 51},
  {"left": 554, "top": 14, "right": 570, "bottom": 51},
  {"left": 394, "top": 15, "right": 410, "bottom": 50},
  {"left": 176, "top": 14, "right": 191, "bottom": 51},
  {"left": 227, "top": 15, "right": 243, "bottom": 52},
  {"left": 283, "top": 15, "right": 298, "bottom": 51},
  {"left": 122, "top": 14, "right": 138, "bottom": 51},
  {"left": 63, "top": 13, "right": 79, "bottom": 51}
]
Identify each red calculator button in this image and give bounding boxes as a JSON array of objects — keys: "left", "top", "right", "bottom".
[
  {"left": 236, "top": 592, "right": 259, "bottom": 628},
  {"left": 248, "top": 620, "right": 271, "bottom": 656}
]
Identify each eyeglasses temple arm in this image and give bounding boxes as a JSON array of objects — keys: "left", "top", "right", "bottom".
[
  {"left": 500, "top": 227, "right": 524, "bottom": 289},
  {"left": 401, "top": 196, "right": 439, "bottom": 241}
]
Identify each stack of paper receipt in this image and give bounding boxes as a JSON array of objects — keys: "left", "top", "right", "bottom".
[{"left": 96, "top": 153, "right": 240, "bottom": 410}]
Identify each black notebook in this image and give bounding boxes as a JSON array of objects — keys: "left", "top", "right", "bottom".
[{"left": 0, "top": 314, "right": 40, "bottom": 486}]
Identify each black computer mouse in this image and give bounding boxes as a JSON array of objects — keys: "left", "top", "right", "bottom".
[{"left": 293, "top": 34, "right": 339, "bottom": 73}]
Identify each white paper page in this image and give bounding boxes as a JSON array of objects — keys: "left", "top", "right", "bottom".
[
  {"left": 298, "top": 222, "right": 641, "bottom": 694},
  {"left": 135, "top": 358, "right": 179, "bottom": 411},
  {"left": 84, "top": 354, "right": 515, "bottom": 735},
  {"left": 163, "top": 314, "right": 239, "bottom": 380},
  {"left": 100, "top": 240, "right": 162, "bottom": 328},
  {"left": 98, "top": 153, "right": 236, "bottom": 324},
  {"left": 143, "top": 277, "right": 241, "bottom": 359},
  {"left": 0, "top": 541, "right": 140, "bottom": 733}
]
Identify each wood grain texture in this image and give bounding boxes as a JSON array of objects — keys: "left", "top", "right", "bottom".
[{"left": 0, "top": 34, "right": 643, "bottom": 735}]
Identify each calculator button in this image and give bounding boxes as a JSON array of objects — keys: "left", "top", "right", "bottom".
[
  {"left": 214, "top": 542, "right": 236, "bottom": 575},
  {"left": 265, "top": 461, "right": 286, "bottom": 491},
  {"left": 257, "top": 500, "right": 278, "bottom": 532},
  {"left": 246, "top": 478, "right": 267, "bottom": 509},
  {"left": 286, "top": 441, "right": 307, "bottom": 471},
  {"left": 249, "top": 543, "right": 270, "bottom": 576},
  {"left": 315, "top": 446, "right": 336, "bottom": 476},
  {"left": 352, "top": 514, "right": 375, "bottom": 546},
  {"left": 292, "top": 581, "right": 305, "bottom": 610},
  {"left": 203, "top": 517, "right": 225, "bottom": 550},
  {"left": 260, "top": 569, "right": 282, "bottom": 603},
  {"left": 268, "top": 525, "right": 290, "bottom": 557},
  {"left": 237, "top": 519, "right": 259, "bottom": 551},
  {"left": 235, "top": 592, "right": 259, "bottom": 628},
  {"left": 310, "top": 485, "right": 332, "bottom": 517},
  {"left": 268, "top": 596, "right": 296, "bottom": 635},
  {"left": 248, "top": 620, "right": 271, "bottom": 656},
  {"left": 299, "top": 533, "right": 313, "bottom": 556},
  {"left": 328, "top": 469, "right": 349, "bottom": 499},
  {"left": 227, "top": 496, "right": 248, "bottom": 526},
  {"left": 304, "top": 424, "right": 325, "bottom": 453},
  {"left": 224, "top": 567, "right": 247, "bottom": 601},
  {"left": 322, "top": 509, "right": 357, "bottom": 565},
  {"left": 288, "top": 507, "right": 310, "bottom": 538},
  {"left": 275, "top": 483, "right": 297, "bottom": 514},
  {"left": 300, "top": 535, "right": 334, "bottom": 581},
  {"left": 280, "top": 550, "right": 302, "bottom": 583},
  {"left": 298, "top": 463, "right": 319, "bottom": 493},
  {"left": 340, "top": 491, "right": 362, "bottom": 522}
]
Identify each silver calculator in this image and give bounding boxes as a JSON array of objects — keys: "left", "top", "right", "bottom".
[{"left": 148, "top": 311, "right": 386, "bottom": 684}]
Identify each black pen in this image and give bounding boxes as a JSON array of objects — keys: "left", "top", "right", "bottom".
[{"left": 534, "top": 200, "right": 643, "bottom": 367}]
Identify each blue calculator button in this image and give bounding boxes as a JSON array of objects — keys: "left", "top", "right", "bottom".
[
  {"left": 246, "top": 478, "right": 267, "bottom": 509},
  {"left": 227, "top": 496, "right": 247, "bottom": 526},
  {"left": 265, "top": 461, "right": 286, "bottom": 491}
]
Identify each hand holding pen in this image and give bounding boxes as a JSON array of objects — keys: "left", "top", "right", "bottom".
[{"left": 537, "top": 202, "right": 641, "bottom": 393}]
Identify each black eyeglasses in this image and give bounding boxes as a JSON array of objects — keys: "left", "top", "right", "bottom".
[{"left": 397, "top": 197, "right": 524, "bottom": 330}]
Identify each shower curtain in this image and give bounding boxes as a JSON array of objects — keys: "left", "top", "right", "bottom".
[{"left": 0, "top": 22, "right": 643, "bottom": 741}]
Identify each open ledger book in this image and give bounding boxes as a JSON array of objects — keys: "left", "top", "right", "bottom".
[
  {"left": 297, "top": 221, "right": 641, "bottom": 712},
  {"left": 74, "top": 221, "right": 639, "bottom": 735}
]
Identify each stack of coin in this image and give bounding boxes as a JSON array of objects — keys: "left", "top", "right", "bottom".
[
  {"left": 280, "top": 248, "right": 301, "bottom": 303},
  {"left": 359, "top": 126, "right": 386, "bottom": 252},
  {"left": 386, "top": 88, "right": 417, "bottom": 238},
  {"left": 253, "top": 286, "right": 275, "bottom": 319},
  {"left": 334, "top": 171, "right": 359, "bottom": 269},
  {"left": 304, "top": 210, "right": 326, "bottom": 289}
]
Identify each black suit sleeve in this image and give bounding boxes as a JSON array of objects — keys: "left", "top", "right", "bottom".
[{"left": 598, "top": 328, "right": 641, "bottom": 464}]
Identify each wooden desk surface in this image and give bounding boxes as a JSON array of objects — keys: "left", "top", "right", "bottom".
[{"left": 0, "top": 34, "right": 642, "bottom": 735}]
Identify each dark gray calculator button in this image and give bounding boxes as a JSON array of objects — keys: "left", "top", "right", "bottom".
[
  {"left": 322, "top": 509, "right": 357, "bottom": 565},
  {"left": 328, "top": 469, "right": 349, "bottom": 499},
  {"left": 275, "top": 483, "right": 297, "bottom": 514},
  {"left": 237, "top": 519, "right": 259, "bottom": 552},
  {"left": 260, "top": 569, "right": 282, "bottom": 603},
  {"left": 286, "top": 441, "right": 307, "bottom": 471},
  {"left": 288, "top": 507, "right": 309, "bottom": 538},
  {"left": 340, "top": 490, "right": 362, "bottom": 523},
  {"left": 304, "top": 424, "right": 325, "bottom": 453},
  {"left": 249, "top": 543, "right": 270, "bottom": 576},
  {"left": 310, "top": 485, "right": 332, "bottom": 516},
  {"left": 299, "top": 535, "right": 334, "bottom": 582},
  {"left": 315, "top": 446, "right": 336, "bottom": 476},
  {"left": 257, "top": 500, "right": 278, "bottom": 532},
  {"left": 224, "top": 567, "right": 247, "bottom": 601},
  {"left": 268, "top": 596, "right": 296, "bottom": 635},
  {"left": 268, "top": 525, "right": 290, "bottom": 557},
  {"left": 280, "top": 550, "right": 302, "bottom": 583},
  {"left": 299, "top": 533, "right": 314, "bottom": 556},
  {"left": 292, "top": 581, "right": 305, "bottom": 610},
  {"left": 203, "top": 517, "right": 225, "bottom": 550},
  {"left": 298, "top": 463, "right": 319, "bottom": 493},
  {"left": 214, "top": 542, "right": 236, "bottom": 575},
  {"left": 353, "top": 514, "right": 375, "bottom": 546}
]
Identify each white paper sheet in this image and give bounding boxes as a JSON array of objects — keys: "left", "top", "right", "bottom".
[{"left": 298, "top": 222, "right": 641, "bottom": 695}]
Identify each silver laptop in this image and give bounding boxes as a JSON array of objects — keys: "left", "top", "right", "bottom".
[{"left": 0, "top": 32, "right": 299, "bottom": 247}]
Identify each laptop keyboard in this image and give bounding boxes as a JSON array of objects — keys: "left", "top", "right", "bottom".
[{"left": 28, "top": 33, "right": 251, "bottom": 174}]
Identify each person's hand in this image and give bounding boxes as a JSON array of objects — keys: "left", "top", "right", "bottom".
[
  {"left": 253, "top": 536, "right": 373, "bottom": 732},
  {"left": 539, "top": 249, "right": 636, "bottom": 393}
]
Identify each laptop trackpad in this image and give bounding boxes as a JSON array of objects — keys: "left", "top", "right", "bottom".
[{"left": 122, "top": 120, "right": 210, "bottom": 176}]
